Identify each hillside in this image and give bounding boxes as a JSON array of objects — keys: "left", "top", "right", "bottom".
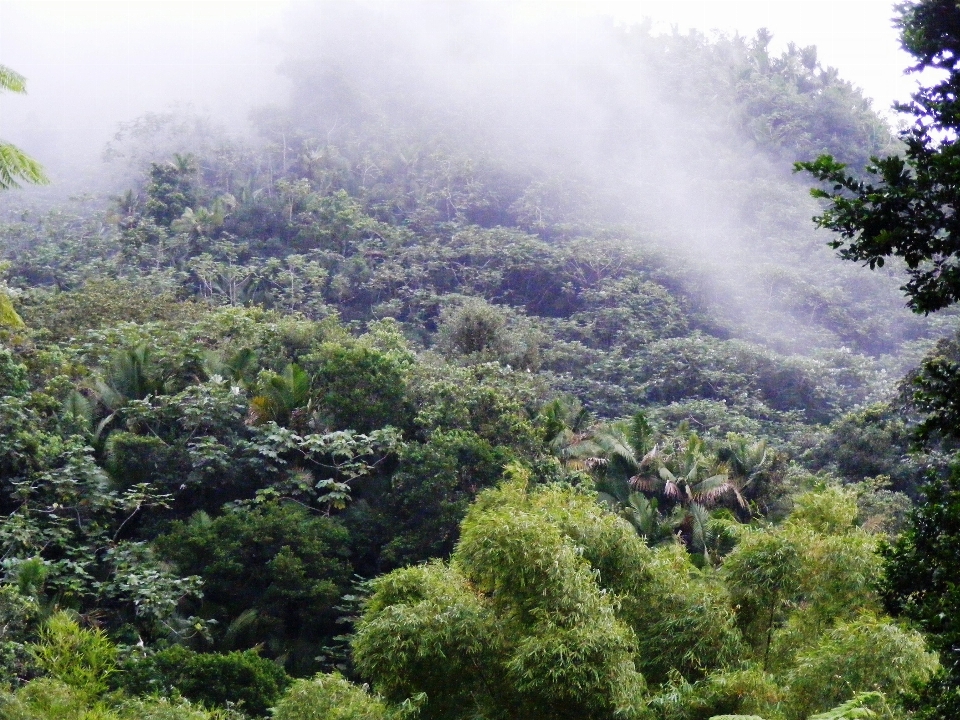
[{"left": 0, "top": 8, "right": 953, "bottom": 720}]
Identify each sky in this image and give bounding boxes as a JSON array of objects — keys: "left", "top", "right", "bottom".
[
  {"left": 0, "top": 0, "right": 920, "bottom": 182},
  {"left": 601, "top": 1, "right": 918, "bottom": 116}
]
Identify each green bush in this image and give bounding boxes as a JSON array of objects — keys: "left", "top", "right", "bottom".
[
  {"left": 155, "top": 502, "right": 352, "bottom": 670},
  {"left": 311, "top": 344, "right": 409, "bottom": 432},
  {"left": 117, "top": 646, "right": 289, "bottom": 716},
  {"left": 272, "top": 673, "right": 391, "bottom": 720}
]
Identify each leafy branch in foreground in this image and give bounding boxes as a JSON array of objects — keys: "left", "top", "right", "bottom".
[{"left": 0, "top": 64, "right": 48, "bottom": 190}]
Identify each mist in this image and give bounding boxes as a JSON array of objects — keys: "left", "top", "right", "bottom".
[
  {"left": 0, "top": 0, "right": 935, "bottom": 357},
  {"left": 0, "top": 1, "right": 287, "bottom": 193},
  {"left": 267, "top": 1, "right": 915, "bottom": 354}
]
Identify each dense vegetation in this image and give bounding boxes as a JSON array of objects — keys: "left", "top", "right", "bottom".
[{"left": 1, "top": 4, "right": 958, "bottom": 719}]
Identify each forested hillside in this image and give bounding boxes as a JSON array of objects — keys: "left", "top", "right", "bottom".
[{"left": 0, "top": 4, "right": 956, "bottom": 720}]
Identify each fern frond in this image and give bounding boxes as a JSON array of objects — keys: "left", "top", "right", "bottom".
[{"left": 0, "top": 142, "right": 49, "bottom": 189}]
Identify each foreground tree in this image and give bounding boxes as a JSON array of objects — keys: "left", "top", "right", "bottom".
[
  {"left": 797, "top": 2, "right": 960, "bottom": 715},
  {"left": 350, "top": 469, "right": 932, "bottom": 720},
  {"left": 796, "top": 0, "right": 960, "bottom": 314}
]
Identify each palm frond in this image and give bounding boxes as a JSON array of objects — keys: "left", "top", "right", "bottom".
[
  {"left": 664, "top": 480, "right": 682, "bottom": 500},
  {"left": 630, "top": 473, "right": 657, "bottom": 492},
  {"left": 691, "top": 473, "right": 734, "bottom": 507},
  {"left": 686, "top": 502, "right": 712, "bottom": 555},
  {"left": 0, "top": 142, "right": 49, "bottom": 190},
  {"left": 0, "top": 65, "right": 26, "bottom": 93},
  {"left": 61, "top": 390, "right": 93, "bottom": 428}
]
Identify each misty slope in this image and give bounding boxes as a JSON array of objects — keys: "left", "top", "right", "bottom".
[
  {"left": 1, "top": 8, "right": 950, "bottom": 428},
  {"left": 265, "top": 5, "right": 925, "bottom": 354}
]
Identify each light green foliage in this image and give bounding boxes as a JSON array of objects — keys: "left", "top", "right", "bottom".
[
  {"left": 0, "top": 679, "right": 229, "bottom": 720},
  {"left": 788, "top": 486, "right": 859, "bottom": 533},
  {"left": 783, "top": 617, "right": 936, "bottom": 720},
  {"left": 648, "top": 666, "right": 782, "bottom": 720},
  {"left": 272, "top": 673, "right": 393, "bottom": 720},
  {"left": 0, "top": 678, "right": 119, "bottom": 720},
  {"left": 622, "top": 543, "right": 743, "bottom": 684},
  {"left": 356, "top": 473, "right": 647, "bottom": 719},
  {"left": 29, "top": 613, "right": 117, "bottom": 698},
  {"left": 723, "top": 487, "right": 882, "bottom": 666},
  {"left": 0, "top": 291, "right": 24, "bottom": 329},
  {"left": 114, "top": 695, "right": 232, "bottom": 720},
  {"left": 804, "top": 692, "right": 887, "bottom": 720},
  {"left": 353, "top": 562, "right": 505, "bottom": 720},
  {"left": 355, "top": 477, "right": 929, "bottom": 719}
]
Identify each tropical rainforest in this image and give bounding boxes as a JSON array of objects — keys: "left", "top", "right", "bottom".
[{"left": 2, "top": 1, "right": 960, "bottom": 719}]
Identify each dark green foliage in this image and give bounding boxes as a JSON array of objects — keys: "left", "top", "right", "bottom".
[
  {"left": 0, "top": 584, "right": 37, "bottom": 681},
  {"left": 143, "top": 157, "right": 197, "bottom": 228},
  {"left": 117, "top": 646, "right": 289, "bottom": 716},
  {"left": 908, "top": 331, "right": 960, "bottom": 445},
  {"left": 379, "top": 429, "right": 514, "bottom": 568},
  {"left": 796, "top": 1, "right": 960, "bottom": 314},
  {"left": 0, "top": 348, "right": 28, "bottom": 398},
  {"left": 19, "top": 280, "right": 203, "bottom": 341},
  {"left": 105, "top": 432, "right": 185, "bottom": 490},
  {"left": 155, "top": 502, "right": 352, "bottom": 672},
  {"left": 881, "top": 466, "right": 960, "bottom": 710},
  {"left": 805, "top": 403, "right": 925, "bottom": 496},
  {"left": 311, "top": 345, "right": 409, "bottom": 432}
]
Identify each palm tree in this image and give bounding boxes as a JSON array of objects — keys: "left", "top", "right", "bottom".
[
  {"left": 717, "top": 434, "right": 770, "bottom": 508},
  {"left": 619, "top": 492, "right": 675, "bottom": 545},
  {"left": 95, "top": 345, "right": 165, "bottom": 411},
  {"left": 541, "top": 396, "right": 599, "bottom": 471},
  {"left": 631, "top": 430, "right": 746, "bottom": 511},
  {"left": 249, "top": 363, "right": 313, "bottom": 427},
  {"left": 204, "top": 347, "right": 259, "bottom": 389},
  {"left": 88, "top": 345, "right": 167, "bottom": 450},
  {"left": 0, "top": 65, "right": 48, "bottom": 190}
]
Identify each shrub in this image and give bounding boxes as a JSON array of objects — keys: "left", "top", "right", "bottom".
[
  {"left": 117, "top": 646, "right": 289, "bottom": 717},
  {"left": 272, "top": 673, "right": 391, "bottom": 720}
]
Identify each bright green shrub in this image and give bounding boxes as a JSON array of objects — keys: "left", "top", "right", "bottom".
[
  {"left": 356, "top": 474, "right": 648, "bottom": 720},
  {"left": 783, "top": 614, "right": 937, "bottom": 720},
  {"left": 272, "top": 673, "right": 391, "bottom": 720},
  {"left": 29, "top": 613, "right": 117, "bottom": 699},
  {"left": 0, "top": 678, "right": 119, "bottom": 720}
]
